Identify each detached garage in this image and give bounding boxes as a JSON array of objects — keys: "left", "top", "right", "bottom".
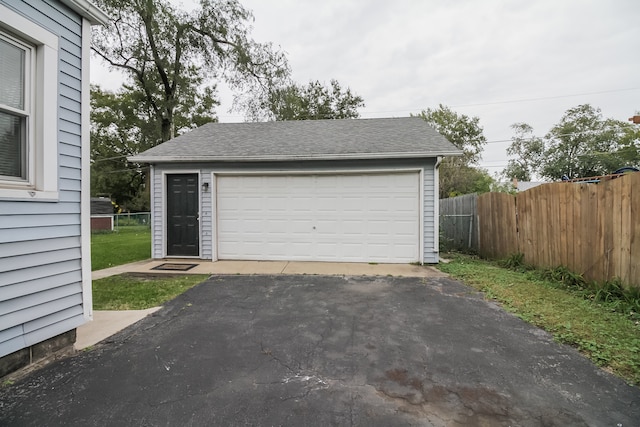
[{"left": 130, "top": 117, "right": 461, "bottom": 264}]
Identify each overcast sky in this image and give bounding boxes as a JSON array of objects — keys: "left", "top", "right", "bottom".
[{"left": 91, "top": 0, "right": 640, "bottom": 178}]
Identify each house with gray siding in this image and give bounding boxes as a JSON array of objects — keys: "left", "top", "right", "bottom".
[
  {"left": 130, "top": 117, "right": 461, "bottom": 265},
  {"left": 0, "top": 0, "right": 108, "bottom": 376}
]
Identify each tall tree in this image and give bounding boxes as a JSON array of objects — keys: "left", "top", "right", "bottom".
[
  {"left": 502, "top": 123, "right": 545, "bottom": 181},
  {"left": 415, "top": 105, "right": 488, "bottom": 198},
  {"left": 416, "top": 104, "right": 485, "bottom": 164},
  {"left": 267, "top": 79, "right": 364, "bottom": 120},
  {"left": 90, "top": 86, "right": 158, "bottom": 211},
  {"left": 616, "top": 123, "right": 640, "bottom": 168},
  {"left": 540, "top": 104, "right": 636, "bottom": 180},
  {"left": 92, "top": 0, "right": 289, "bottom": 142},
  {"left": 446, "top": 166, "right": 495, "bottom": 197}
]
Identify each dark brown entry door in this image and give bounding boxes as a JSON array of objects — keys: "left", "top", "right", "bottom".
[{"left": 166, "top": 174, "right": 199, "bottom": 256}]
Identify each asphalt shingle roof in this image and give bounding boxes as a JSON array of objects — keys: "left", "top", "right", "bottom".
[{"left": 129, "top": 117, "right": 461, "bottom": 163}]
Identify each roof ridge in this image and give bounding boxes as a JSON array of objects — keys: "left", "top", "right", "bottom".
[{"left": 130, "top": 117, "right": 462, "bottom": 164}]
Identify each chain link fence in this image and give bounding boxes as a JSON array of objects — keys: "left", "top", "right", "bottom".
[{"left": 114, "top": 212, "right": 151, "bottom": 231}]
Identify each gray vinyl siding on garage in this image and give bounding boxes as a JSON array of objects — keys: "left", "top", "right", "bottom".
[
  {"left": 0, "top": 0, "right": 86, "bottom": 358},
  {"left": 151, "top": 166, "right": 162, "bottom": 259},
  {"left": 422, "top": 160, "right": 437, "bottom": 262},
  {"left": 151, "top": 158, "right": 440, "bottom": 263}
]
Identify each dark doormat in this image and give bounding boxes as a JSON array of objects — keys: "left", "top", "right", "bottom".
[{"left": 151, "top": 263, "right": 199, "bottom": 271}]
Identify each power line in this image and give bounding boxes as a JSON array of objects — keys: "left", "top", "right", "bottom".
[
  {"left": 93, "top": 166, "right": 149, "bottom": 174},
  {"left": 217, "top": 87, "right": 640, "bottom": 120},
  {"left": 92, "top": 154, "right": 130, "bottom": 163},
  {"left": 448, "top": 87, "right": 640, "bottom": 109},
  {"left": 483, "top": 125, "right": 634, "bottom": 144}
]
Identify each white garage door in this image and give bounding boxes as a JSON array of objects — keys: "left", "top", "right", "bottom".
[{"left": 216, "top": 172, "right": 420, "bottom": 263}]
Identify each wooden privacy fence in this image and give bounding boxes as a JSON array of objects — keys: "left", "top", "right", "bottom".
[
  {"left": 477, "top": 192, "right": 517, "bottom": 259},
  {"left": 439, "top": 193, "right": 479, "bottom": 252},
  {"left": 478, "top": 173, "right": 640, "bottom": 288}
]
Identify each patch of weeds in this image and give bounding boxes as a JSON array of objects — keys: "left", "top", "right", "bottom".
[
  {"left": 499, "top": 252, "right": 526, "bottom": 270},
  {"left": 594, "top": 278, "right": 640, "bottom": 302},
  {"left": 2, "top": 380, "right": 15, "bottom": 387},
  {"left": 540, "top": 266, "right": 587, "bottom": 289},
  {"left": 588, "top": 279, "right": 640, "bottom": 322},
  {"left": 534, "top": 269, "right": 640, "bottom": 323}
]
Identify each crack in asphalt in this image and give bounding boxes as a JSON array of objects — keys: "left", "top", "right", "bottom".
[
  {"left": 348, "top": 315, "right": 356, "bottom": 349},
  {"left": 301, "top": 316, "right": 333, "bottom": 369},
  {"left": 260, "top": 341, "right": 296, "bottom": 374}
]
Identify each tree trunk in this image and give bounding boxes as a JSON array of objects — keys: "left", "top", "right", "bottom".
[{"left": 161, "top": 111, "right": 173, "bottom": 142}]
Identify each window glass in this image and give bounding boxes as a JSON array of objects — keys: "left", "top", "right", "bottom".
[
  {"left": 0, "top": 111, "right": 25, "bottom": 178},
  {"left": 0, "top": 37, "right": 25, "bottom": 110},
  {"left": 0, "top": 35, "right": 27, "bottom": 180}
]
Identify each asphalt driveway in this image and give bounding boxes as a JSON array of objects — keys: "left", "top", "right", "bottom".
[{"left": 1, "top": 275, "right": 638, "bottom": 426}]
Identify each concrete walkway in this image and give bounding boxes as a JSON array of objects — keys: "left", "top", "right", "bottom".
[
  {"left": 91, "top": 259, "right": 447, "bottom": 280},
  {"left": 80, "top": 259, "right": 447, "bottom": 350},
  {"left": 75, "top": 308, "right": 161, "bottom": 350}
]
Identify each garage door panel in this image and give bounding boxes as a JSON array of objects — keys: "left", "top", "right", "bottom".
[
  {"left": 265, "top": 197, "right": 287, "bottom": 211},
  {"left": 315, "top": 175, "right": 339, "bottom": 188},
  {"left": 341, "top": 200, "right": 365, "bottom": 212},
  {"left": 342, "top": 220, "right": 366, "bottom": 234},
  {"left": 316, "top": 242, "right": 340, "bottom": 257},
  {"left": 368, "top": 197, "right": 394, "bottom": 212},
  {"left": 290, "top": 202, "right": 313, "bottom": 213},
  {"left": 290, "top": 219, "right": 313, "bottom": 233},
  {"left": 265, "top": 221, "right": 288, "bottom": 234},
  {"left": 217, "top": 173, "right": 420, "bottom": 263},
  {"left": 217, "top": 219, "right": 242, "bottom": 233},
  {"left": 368, "top": 244, "right": 392, "bottom": 257}
]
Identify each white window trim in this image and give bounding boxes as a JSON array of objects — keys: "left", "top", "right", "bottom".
[{"left": 0, "top": 4, "right": 59, "bottom": 201}]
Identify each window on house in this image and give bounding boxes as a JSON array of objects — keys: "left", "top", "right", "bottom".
[
  {"left": 0, "top": 34, "right": 30, "bottom": 182},
  {"left": 0, "top": 4, "right": 59, "bottom": 200}
]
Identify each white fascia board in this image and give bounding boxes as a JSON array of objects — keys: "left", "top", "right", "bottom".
[
  {"left": 129, "top": 151, "right": 463, "bottom": 164},
  {"left": 60, "top": 0, "right": 110, "bottom": 26}
]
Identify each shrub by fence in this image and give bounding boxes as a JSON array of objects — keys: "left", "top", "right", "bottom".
[{"left": 477, "top": 173, "right": 639, "bottom": 288}]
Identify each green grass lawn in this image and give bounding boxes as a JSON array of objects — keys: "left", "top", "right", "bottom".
[
  {"left": 438, "top": 253, "right": 640, "bottom": 386},
  {"left": 93, "top": 274, "right": 209, "bottom": 310},
  {"left": 91, "top": 226, "right": 151, "bottom": 271},
  {"left": 91, "top": 227, "right": 207, "bottom": 311}
]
